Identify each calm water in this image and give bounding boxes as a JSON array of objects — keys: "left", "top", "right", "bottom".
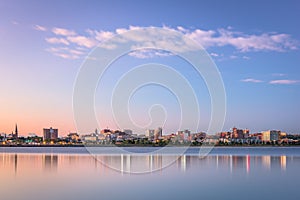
[{"left": 1, "top": 147, "right": 300, "bottom": 200}]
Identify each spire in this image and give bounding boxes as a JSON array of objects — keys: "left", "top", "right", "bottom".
[{"left": 15, "top": 124, "right": 18, "bottom": 138}]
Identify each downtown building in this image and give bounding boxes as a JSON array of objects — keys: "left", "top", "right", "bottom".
[
  {"left": 232, "top": 127, "right": 250, "bottom": 139},
  {"left": 145, "top": 129, "right": 155, "bottom": 139},
  {"left": 154, "top": 127, "right": 163, "bottom": 140},
  {"left": 262, "top": 130, "right": 280, "bottom": 142},
  {"left": 43, "top": 127, "right": 58, "bottom": 141}
]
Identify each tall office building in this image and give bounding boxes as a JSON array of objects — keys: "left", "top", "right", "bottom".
[
  {"left": 145, "top": 129, "right": 155, "bottom": 138},
  {"left": 184, "top": 129, "right": 191, "bottom": 141},
  {"left": 262, "top": 130, "right": 280, "bottom": 141},
  {"left": 232, "top": 127, "right": 238, "bottom": 138},
  {"left": 43, "top": 127, "right": 58, "bottom": 140},
  {"left": 154, "top": 127, "right": 162, "bottom": 140},
  {"left": 270, "top": 130, "right": 280, "bottom": 141},
  {"left": 232, "top": 127, "right": 244, "bottom": 139},
  {"left": 243, "top": 129, "right": 250, "bottom": 138}
]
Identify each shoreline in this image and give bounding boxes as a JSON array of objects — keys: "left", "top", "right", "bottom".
[{"left": 1, "top": 144, "right": 300, "bottom": 148}]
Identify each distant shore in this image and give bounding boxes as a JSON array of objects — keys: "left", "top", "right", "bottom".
[{"left": 1, "top": 144, "right": 300, "bottom": 147}]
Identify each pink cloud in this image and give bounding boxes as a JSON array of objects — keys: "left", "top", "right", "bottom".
[
  {"left": 45, "top": 37, "right": 69, "bottom": 45},
  {"left": 46, "top": 47, "right": 84, "bottom": 60},
  {"left": 67, "top": 36, "right": 97, "bottom": 48},
  {"left": 43, "top": 26, "right": 299, "bottom": 59},
  {"left": 33, "top": 25, "right": 47, "bottom": 31},
  {"left": 186, "top": 28, "right": 298, "bottom": 52},
  {"left": 52, "top": 27, "right": 76, "bottom": 36},
  {"left": 241, "top": 78, "right": 263, "bottom": 83},
  {"left": 269, "top": 80, "right": 300, "bottom": 85}
]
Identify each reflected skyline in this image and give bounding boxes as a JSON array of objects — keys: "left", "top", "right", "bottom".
[
  {"left": 1, "top": 152, "right": 299, "bottom": 200},
  {"left": 0, "top": 153, "right": 294, "bottom": 176}
]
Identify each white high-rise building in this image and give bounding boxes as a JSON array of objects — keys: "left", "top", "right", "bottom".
[
  {"left": 145, "top": 129, "right": 155, "bottom": 138},
  {"left": 184, "top": 129, "right": 190, "bottom": 141}
]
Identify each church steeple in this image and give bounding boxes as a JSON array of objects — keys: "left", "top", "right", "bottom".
[{"left": 15, "top": 124, "right": 18, "bottom": 139}]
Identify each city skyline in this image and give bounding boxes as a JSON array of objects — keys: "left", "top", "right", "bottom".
[
  {"left": 1, "top": 0, "right": 300, "bottom": 135},
  {"left": 0, "top": 123, "right": 292, "bottom": 137},
  {"left": 1, "top": 122, "right": 299, "bottom": 147}
]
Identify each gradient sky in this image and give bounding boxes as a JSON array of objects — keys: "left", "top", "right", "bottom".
[{"left": 0, "top": 0, "right": 300, "bottom": 136}]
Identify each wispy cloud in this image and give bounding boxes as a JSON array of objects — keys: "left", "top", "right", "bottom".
[
  {"left": 241, "top": 78, "right": 263, "bottom": 83},
  {"left": 272, "top": 73, "right": 287, "bottom": 77},
  {"left": 269, "top": 79, "right": 300, "bottom": 85},
  {"left": 41, "top": 25, "right": 298, "bottom": 59},
  {"left": 66, "top": 36, "right": 97, "bottom": 48},
  {"left": 241, "top": 77, "right": 300, "bottom": 86},
  {"left": 46, "top": 47, "right": 85, "bottom": 60},
  {"left": 210, "top": 54, "right": 250, "bottom": 62},
  {"left": 187, "top": 28, "right": 298, "bottom": 52},
  {"left": 11, "top": 20, "right": 19, "bottom": 25},
  {"left": 33, "top": 25, "right": 47, "bottom": 31},
  {"left": 229, "top": 55, "right": 238, "bottom": 60},
  {"left": 45, "top": 37, "right": 70, "bottom": 45},
  {"left": 52, "top": 27, "right": 76, "bottom": 36},
  {"left": 128, "top": 49, "right": 173, "bottom": 59},
  {"left": 86, "top": 29, "right": 114, "bottom": 41},
  {"left": 210, "top": 52, "right": 219, "bottom": 57}
]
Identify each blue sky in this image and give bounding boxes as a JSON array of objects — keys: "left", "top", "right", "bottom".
[{"left": 0, "top": 0, "right": 299, "bottom": 135}]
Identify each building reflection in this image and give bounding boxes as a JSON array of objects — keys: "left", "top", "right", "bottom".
[
  {"left": 96, "top": 154, "right": 165, "bottom": 174},
  {"left": 176, "top": 155, "right": 191, "bottom": 172},
  {"left": 43, "top": 154, "right": 58, "bottom": 172},
  {"left": 281, "top": 155, "right": 286, "bottom": 171},
  {"left": 260, "top": 155, "right": 287, "bottom": 171},
  {"left": 0, "top": 153, "right": 294, "bottom": 175},
  {"left": 14, "top": 154, "right": 18, "bottom": 174},
  {"left": 0, "top": 154, "right": 19, "bottom": 176},
  {"left": 262, "top": 155, "right": 271, "bottom": 169}
]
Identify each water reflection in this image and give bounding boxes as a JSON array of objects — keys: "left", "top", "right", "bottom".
[
  {"left": 281, "top": 155, "right": 286, "bottom": 171},
  {"left": 0, "top": 153, "right": 295, "bottom": 176},
  {"left": 1, "top": 153, "right": 299, "bottom": 200},
  {"left": 43, "top": 155, "right": 58, "bottom": 172}
]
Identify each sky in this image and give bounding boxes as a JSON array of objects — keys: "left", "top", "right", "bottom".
[{"left": 0, "top": 0, "right": 300, "bottom": 136}]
